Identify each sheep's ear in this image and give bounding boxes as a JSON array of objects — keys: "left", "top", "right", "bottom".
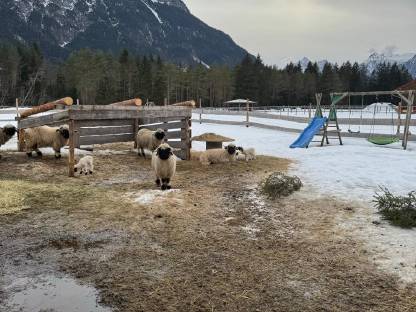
[{"left": 56, "top": 129, "right": 60, "bottom": 132}]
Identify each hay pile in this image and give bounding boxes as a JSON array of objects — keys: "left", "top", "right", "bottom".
[{"left": 260, "top": 172, "right": 302, "bottom": 199}]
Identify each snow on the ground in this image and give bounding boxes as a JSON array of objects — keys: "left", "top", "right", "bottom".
[
  {"left": 198, "top": 112, "right": 412, "bottom": 135},
  {"left": 192, "top": 116, "right": 416, "bottom": 284},
  {"left": 192, "top": 117, "right": 416, "bottom": 201}
]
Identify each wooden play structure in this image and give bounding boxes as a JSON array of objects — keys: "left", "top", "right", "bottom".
[
  {"left": 16, "top": 98, "right": 192, "bottom": 177},
  {"left": 330, "top": 90, "right": 415, "bottom": 149},
  {"left": 312, "top": 93, "right": 343, "bottom": 147}
]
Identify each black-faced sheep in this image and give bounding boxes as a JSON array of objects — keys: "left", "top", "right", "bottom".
[
  {"left": 24, "top": 125, "right": 69, "bottom": 158},
  {"left": 151, "top": 143, "right": 176, "bottom": 190},
  {"left": 236, "top": 146, "right": 256, "bottom": 162},
  {"left": 0, "top": 124, "right": 17, "bottom": 159},
  {"left": 136, "top": 128, "right": 165, "bottom": 158},
  {"left": 74, "top": 155, "right": 94, "bottom": 175},
  {"left": 199, "top": 143, "right": 238, "bottom": 165}
]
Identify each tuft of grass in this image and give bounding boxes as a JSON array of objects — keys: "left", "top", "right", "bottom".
[
  {"left": 260, "top": 172, "right": 302, "bottom": 199},
  {"left": 374, "top": 187, "right": 416, "bottom": 228}
]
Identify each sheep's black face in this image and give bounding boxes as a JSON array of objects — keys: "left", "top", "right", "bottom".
[
  {"left": 237, "top": 146, "right": 244, "bottom": 152},
  {"left": 155, "top": 131, "right": 165, "bottom": 141},
  {"left": 3, "top": 125, "right": 16, "bottom": 137},
  {"left": 60, "top": 128, "right": 70, "bottom": 139},
  {"left": 157, "top": 147, "right": 172, "bottom": 160},
  {"left": 226, "top": 145, "right": 237, "bottom": 155}
]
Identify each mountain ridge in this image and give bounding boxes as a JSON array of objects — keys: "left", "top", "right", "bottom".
[{"left": 0, "top": 0, "right": 248, "bottom": 65}]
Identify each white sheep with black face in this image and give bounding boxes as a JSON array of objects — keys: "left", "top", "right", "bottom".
[
  {"left": 199, "top": 143, "right": 238, "bottom": 165},
  {"left": 151, "top": 143, "right": 176, "bottom": 191},
  {"left": 0, "top": 124, "right": 17, "bottom": 159},
  {"left": 24, "top": 125, "right": 69, "bottom": 158},
  {"left": 236, "top": 146, "right": 256, "bottom": 162},
  {"left": 136, "top": 128, "right": 166, "bottom": 158},
  {"left": 74, "top": 155, "right": 94, "bottom": 175}
]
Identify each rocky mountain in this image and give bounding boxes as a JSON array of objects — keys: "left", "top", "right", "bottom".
[
  {"left": 0, "top": 0, "right": 248, "bottom": 66},
  {"left": 365, "top": 52, "right": 416, "bottom": 77}
]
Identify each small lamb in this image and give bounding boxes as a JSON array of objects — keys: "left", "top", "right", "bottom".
[
  {"left": 74, "top": 155, "right": 94, "bottom": 175},
  {"left": 236, "top": 146, "right": 256, "bottom": 162}
]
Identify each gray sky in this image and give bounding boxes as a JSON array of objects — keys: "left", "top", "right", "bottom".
[{"left": 184, "top": 0, "right": 416, "bottom": 67}]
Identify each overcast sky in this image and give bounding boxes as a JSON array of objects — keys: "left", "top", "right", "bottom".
[{"left": 184, "top": 0, "right": 416, "bottom": 67}]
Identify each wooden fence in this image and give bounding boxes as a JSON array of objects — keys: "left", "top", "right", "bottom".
[{"left": 17, "top": 106, "right": 192, "bottom": 177}]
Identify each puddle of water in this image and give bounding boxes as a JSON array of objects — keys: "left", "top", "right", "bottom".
[{"left": 4, "top": 275, "right": 111, "bottom": 312}]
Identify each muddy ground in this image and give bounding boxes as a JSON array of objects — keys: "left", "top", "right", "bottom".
[{"left": 0, "top": 144, "right": 415, "bottom": 311}]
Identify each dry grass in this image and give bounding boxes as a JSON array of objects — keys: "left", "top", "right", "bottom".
[{"left": 0, "top": 145, "right": 415, "bottom": 311}]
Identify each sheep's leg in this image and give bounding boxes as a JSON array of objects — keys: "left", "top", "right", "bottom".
[
  {"left": 161, "top": 178, "right": 170, "bottom": 191},
  {"left": 165, "top": 178, "right": 171, "bottom": 190},
  {"left": 54, "top": 148, "right": 61, "bottom": 159}
]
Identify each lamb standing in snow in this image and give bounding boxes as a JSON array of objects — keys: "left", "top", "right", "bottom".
[
  {"left": 236, "top": 146, "right": 256, "bottom": 162},
  {"left": 0, "top": 124, "right": 17, "bottom": 159},
  {"left": 74, "top": 156, "right": 94, "bottom": 175},
  {"left": 136, "top": 128, "right": 165, "bottom": 158},
  {"left": 24, "top": 125, "right": 69, "bottom": 158},
  {"left": 151, "top": 143, "right": 176, "bottom": 190},
  {"left": 199, "top": 143, "right": 238, "bottom": 165}
]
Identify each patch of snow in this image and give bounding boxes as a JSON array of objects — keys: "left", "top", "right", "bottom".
[
  {"left": 141, "top": 0, "right": 163, "bottom": 24},
  {"left": 131, "top": 189, "right": 179, "bottom": 205},
  {"left": 192, "top": 56, "right": 210, "bottom": 69}
]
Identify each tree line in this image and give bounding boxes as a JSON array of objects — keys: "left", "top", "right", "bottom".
[{"left": 0, "top": 42, "right": 412, "bottom": 107}]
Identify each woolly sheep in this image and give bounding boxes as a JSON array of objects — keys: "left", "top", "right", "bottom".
[
  {"left": 24, "top": 125, "right": 69, "bottom": 158},
  {"left": 151, "top": 143, "right": 176, "bottom": 190},
  {"left": 190, "top": 149, "right": 203, "bottom": 161},
  {"left": 0, "top": 124, "right": 17, "bottom": 159},
  {"left": 136, "top": 128, "right": 165, "bottom": 158},
  {"left": 236, "top": 146, "right": 256, "bottom": 162},
  {"left": 74, "top": 155, "right": 94, "bottom": 175},
  {"left": 199, "top": 143, "right": 238, "bottom": 165}
]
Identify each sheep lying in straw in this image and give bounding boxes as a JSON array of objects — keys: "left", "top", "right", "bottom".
[
  {"left": 151, "top": 143, "right": 176, "bottom": 190},
  {"left": 190, "top": 149, "right": 203, "bottom": 161},
  {"left": 236, "top": 146, "right": 256, "bottom": 162},
  {"left": 136, "top": 128, "right": 165, "bottom": 158},
  {"left": 24, "top": 125, "right": 69, "bottom": 158},
  {"left": 74, "top": 156, "right": 94, "bottom": 175},
  {"left": 0, "top": 124, "right": 17, "bottom": 159},
  {"left": 199, "top": 144, "right": 238, "bottom": 165}
]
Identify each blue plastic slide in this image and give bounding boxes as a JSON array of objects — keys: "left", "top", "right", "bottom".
[{"left": 290, "top": 117, "right": 327, "bottom": 148}]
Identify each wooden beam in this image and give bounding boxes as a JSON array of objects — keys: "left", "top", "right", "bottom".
[
  {"left": 108, "top": 98, "right": 142, "bottom": 107},
  {"left": 68, "top": 120, "right": 75, "bottom": 177},
  {"left": 79, "top": 125, "right": 134, "bottom": 136},
  {"left": 140, "top": 121, "right": 185, "bottom": 131},
  {"left": 18, "top": 111, "right": 70, "bottom": 129},
  {"left": 20, "top": 97, "right": 73, "bottom": 119},
  {"left": 79, "top": 133, "right": 134, "bottom": 146}
]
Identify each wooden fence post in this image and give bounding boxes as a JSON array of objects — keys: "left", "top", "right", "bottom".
[
  {"left": 246, "top": 99, "right": 250, "bottom": 127},
  {"left": 68, "top": 119, "right": 75, "bottom": 177},
  {"left": 133, "top": 118, "right": 139, "bottom": 149},
  {"left": 199, "top": 98, "right": 202, "bottom": 124},
  {"left": 185, "top": 117, "right": 191, "bottom": 160}
]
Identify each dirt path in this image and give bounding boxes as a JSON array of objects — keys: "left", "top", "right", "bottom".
[{"left": 0, "top": 145, "right": 415, "bottom": 311}]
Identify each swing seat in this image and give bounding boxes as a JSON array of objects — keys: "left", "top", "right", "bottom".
[{"left": 367, "top": 136, "right": 400, "bottom": 145}]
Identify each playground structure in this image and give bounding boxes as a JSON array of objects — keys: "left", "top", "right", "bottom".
[
  {"left": 16, "top": 98, "right": 192, "bottom": 177},
  {"left": 290, "top": 90, "right": 415, "bottom": 149}
]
